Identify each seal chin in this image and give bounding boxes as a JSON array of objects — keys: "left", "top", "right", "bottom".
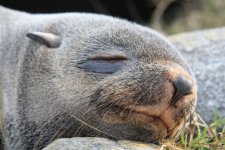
[
  {"left": 100, "top": 97, "right": 194, "bottom": 142},
  {"left": 131, "top": 110, "right": 169, "bottom": 132},
  {"left": 131, "top": 112, "right": 187, "bottom": 142},
  {"left": 126, "top": 104, "right": 193, "bottom": 141},
  {"left": 133, "top": 111, "right": 169, "bottom": 140}
]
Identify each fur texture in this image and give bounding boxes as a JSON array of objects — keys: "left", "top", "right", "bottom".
[{"left": 0, "top": 6, "right": 197, "bottom": 150}]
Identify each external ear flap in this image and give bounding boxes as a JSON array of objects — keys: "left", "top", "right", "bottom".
[{"left": 26, "top": 32, "right": 61, "bottom": 48}]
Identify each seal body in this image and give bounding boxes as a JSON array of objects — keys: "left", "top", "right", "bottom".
[{"left": 0, "top": 6, "right": 197, "bottom": 150}]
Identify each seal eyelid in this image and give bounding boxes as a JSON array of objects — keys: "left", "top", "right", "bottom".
[
  {"left": 76, "top": 55, "right": 127, "bottom": 74},
  {"left": 88, "top": 55, "right": 128, "bottom": 61}
]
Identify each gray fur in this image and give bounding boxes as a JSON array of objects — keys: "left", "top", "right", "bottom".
[{"left": 0, "top": 6, "right": 197, "bottom": 150}]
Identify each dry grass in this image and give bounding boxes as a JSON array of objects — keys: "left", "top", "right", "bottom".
[{"left": 159, "top": 113, "right": 225, "bottom": 150}]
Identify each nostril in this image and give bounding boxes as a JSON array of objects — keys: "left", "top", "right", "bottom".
[{"left": 171, "top": 75, "right": 193, "bottom": 106}]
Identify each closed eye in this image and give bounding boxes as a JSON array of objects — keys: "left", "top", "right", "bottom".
[
  {"left": 76, "top": 55, "right": 127, "bottom": 73},
  {"left": 88, "top": 55, "right": 127, "bottom": 61}
]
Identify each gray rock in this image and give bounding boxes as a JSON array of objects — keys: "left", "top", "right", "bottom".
[
  {"left": 43, "top": 137, "right": 159, "bottom": 150},
  {"left": 169, "top": 27, "right": 225, "bottom": 123}
]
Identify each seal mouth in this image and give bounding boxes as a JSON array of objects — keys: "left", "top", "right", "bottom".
[
  {"left": 132, "top": 110, "right": 170, "bottom": 131},
  {"left": 124, "top": 105, "right": 190, "bottom": 139},
  {"left": 100, "top": 100, "right": 192, "bottom": 141}
]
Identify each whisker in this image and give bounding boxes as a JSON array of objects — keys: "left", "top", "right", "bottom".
[
  {"left": 69, "top": 113, "right": 118, "bottom": 139},
  {"left": 35, "top": 112, "right": 61, "bottom": 132},
  {"left": 47, "top": 115, "right": 73, "bottom": 144},
  {"left": 73, "top": 124, "right": 85, "bottom": 137},
  {"left": 81, "top": 105, "right": 97, "bottom": 117},
  {"left": 33, "top": 112, "right": 69, "bottom": 150},
  {"left": 54, "top": 119, "right": 77, "bottom": 140}
]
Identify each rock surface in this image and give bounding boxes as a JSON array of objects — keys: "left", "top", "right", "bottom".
[
  {"left": 43, "top": 137, "right": 160, "bottom": 150},
  {"left": 169, "top": 27, "right": 225, "bottom": 123}
]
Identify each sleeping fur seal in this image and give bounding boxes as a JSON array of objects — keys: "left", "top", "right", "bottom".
[{"left": 0, "top": 6, "right": 197, "bottom": 150}]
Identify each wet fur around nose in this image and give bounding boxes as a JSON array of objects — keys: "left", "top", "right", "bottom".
[{"left": 0, "top": 6, "right": 197, "bottom": 150}]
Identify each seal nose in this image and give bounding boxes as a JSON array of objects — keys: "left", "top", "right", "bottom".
[{"left": 171, "top": 75, "right": 193, "bottom": 106}]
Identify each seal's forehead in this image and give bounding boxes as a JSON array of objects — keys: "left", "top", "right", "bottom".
[
  {"left": 56, "top": 14, "right": 189, "bottom": 70},
  {"left": 56, "top": 14, "right": 169, "bottom": 52},
  {"left": 81, "top": 25, "right": 179, "bottom": 60},
  {"left": 80, "top": 22, "right": 165, "bottom": 49}
]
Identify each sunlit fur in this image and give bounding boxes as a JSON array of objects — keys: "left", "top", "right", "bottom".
[{"left": 0, "top": 6, "right": 197, "bottom": 150}]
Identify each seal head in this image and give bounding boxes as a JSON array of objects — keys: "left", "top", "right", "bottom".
[
  {"left": 39, "top": 19, "right": 197, "bottom": 142},
  {"left": 0, "top": 7, "right": 197, "bottom": 149}
]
